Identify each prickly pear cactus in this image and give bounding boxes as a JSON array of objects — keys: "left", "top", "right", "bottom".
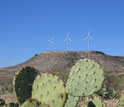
[
  {"left": 21, "top": 101, "right": 37, "bottom": 107},
  {"left": 64, "top": 95, "right": 79, "bottom": 107},
  {"left": 66, "top": 58, "right": 104, "bottom": 97},
  {"left": 114, "top": 91, "right": 124, "bottom": 107},
  {"left": 90, "top": 96, "right": 106, "bottom": 107},
  {"left": 13, "top": 66, "right": 39, "bottom": 104},
  {"left": 81, "top": 105, "right": 87, "bottom": 107},
  {"left": 32, "top": 73, "right": 66, "bottom": 107},
  {"left": 0, "top": 98, "right": 5, "bottom": 106},
  {"left": 21, "top": 99, "right": 49, "bottom": 107}
]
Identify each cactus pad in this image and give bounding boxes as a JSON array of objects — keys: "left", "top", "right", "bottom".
[
  {"left": 90, "top": 96, "right": 106, "bottom": 107},
  {"left": 13, "top": 66, "right": 39, "bottom": 104},
  {"left": 21, "top": 99, "right": 49, "bottom": 107},
  {"left": 64, "top": 95, "right": 79, "bottom": 107},
  {"left": 66, "top": 58, "right": 104, "bottom": 97},
  {"left": 32, "top": 73, "right": 66, "bottom": 107},
  {"left": 81, "top": 105, "right": 87, "bottom": 107}
]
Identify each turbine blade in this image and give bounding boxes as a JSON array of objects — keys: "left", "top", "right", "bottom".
[
  {"left": 68, "top": 38, "right": 72, "bottom": 41},
  {"left": 84, "top": 37, "right": 88, "bottom": 40},
  {"left": 90, "top": 36, "right": 94, "bottom": 40},
  {"left": 64, "top": 39, "right": 67, "bottom": 41}
]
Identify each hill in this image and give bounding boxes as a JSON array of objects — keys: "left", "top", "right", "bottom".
[{"left": 0, "top": 51, "right": 124, "bottom": 93}]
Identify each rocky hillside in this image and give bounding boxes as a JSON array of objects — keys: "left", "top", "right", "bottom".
[{"left": 0, "top": 51, "right": 124, "bottom": 92}]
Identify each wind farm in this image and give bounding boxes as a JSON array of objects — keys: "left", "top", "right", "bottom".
[
  {"left": 0, "top": 31, "right": 124, "bottom": 107},
  {"left": 0, "top": 0, "right": 124, "bottom": 106},
  {"left": 47, "top": 32, "right": 94, "bottom": 51}
]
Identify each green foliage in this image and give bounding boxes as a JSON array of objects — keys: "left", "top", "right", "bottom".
[
  {"left": 13, "top": 66, "right": 39, "bottom": 105},
  {"left": 32, "top": 73, "right": 66, "bottom": 107},
  {"left": 66, "top": 58, "right": 104, "bottom": 97},
  {"left": 64, "top": 95, "right": 79, "bottom": 107},
  {"left": 114, "top": 91, "right": 124, "bottom": 107},
  {"left": 98, "top": 88, "right": 116, "bottom": 99},
  {"left": 106, "top": 74, "right": 124, "bottom": 91},
  {"left": 0, "top": 98, "right": 5, "bottom": 106},
  {"left": 89, "top": 96, "right": 106, "bottom": 107}
]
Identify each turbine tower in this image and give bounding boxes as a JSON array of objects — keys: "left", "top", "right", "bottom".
[
  {"left": 48, "top": 36, "right": 54, "bottom": 51},
  {"left": 64, "top": 33, "right": 72, "bottom": 51},
  {"left": 84, "top": 31, "right": 94, "bottom": 51}
]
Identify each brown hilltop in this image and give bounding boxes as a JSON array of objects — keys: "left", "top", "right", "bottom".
[
  {"left": 0, "top": 51, "right": 124, "bottom": 74},
  {"left": 0, "top": 51, "right": 124, "bottom": 92}
]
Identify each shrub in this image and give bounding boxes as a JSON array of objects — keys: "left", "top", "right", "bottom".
[
  {"left": 0, "top": 76, "right": 13, "bottom": 94},
  {"left": 97, "top": 88, "right": 116, "bottom": 99}
]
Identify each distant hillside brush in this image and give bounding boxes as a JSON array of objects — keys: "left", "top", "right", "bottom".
[{"left": 0, "top": 76, "right": 13, "bottom": 94}]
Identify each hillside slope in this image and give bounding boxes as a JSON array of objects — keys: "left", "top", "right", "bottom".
[
  {"left": 0, "top": 51, "right": 124, "bottom": 92},
  {"left": 0, "top": 51, "right": 124, "bottom": 74}
]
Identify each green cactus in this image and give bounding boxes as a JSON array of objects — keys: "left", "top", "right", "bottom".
[
  {"left": 21, "top": 99, "right": 49, "bottom": 107},
  {"left": 13, "top": 66, "right": 39, "bottom": 104},
  {"left": 66, "top": 58, "right": 104, "bottom": 97},
  {"left": 0, "top": 98, "right": 5, "bottom": 106},
  {"left": 114, "top": 91, "right": 124, "bottom": 107},
  {"left": 64, "top": 95, "right": 79, "bottom": 107},
  {"left": 89, "top": 96, "right": 106, "bottom": 107},
  {"left": 32, "top": 73, "right": 66, "bottom": 107},
  {"left": 81, "top": 105, "right": 87, "bottom": 107}
]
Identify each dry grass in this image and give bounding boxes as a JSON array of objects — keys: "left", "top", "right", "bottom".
[
  {"left": 104, "top": 99, "right": 117, "bottom": 107},
  {"left": 0, "top": 93, "right": 16, "bottom": 103}
]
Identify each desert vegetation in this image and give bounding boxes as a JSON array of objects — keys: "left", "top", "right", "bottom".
[{"left": 0, "top": 57, "right": 124, "bottom": 107}]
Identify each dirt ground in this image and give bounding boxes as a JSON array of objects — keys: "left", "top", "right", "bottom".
[
  {"left": 78, "top": 99, "right": 117, "bottom": 107},
  {"left": 0, "top": 93, "right": 16, "bottom": 103},
  {"left": 104, "top": 99, "right": 117, "bottom": 107},
  {"left": 0, "top": 93, "right": 118, "bottom": 107}
]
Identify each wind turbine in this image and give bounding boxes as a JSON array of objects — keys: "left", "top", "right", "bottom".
[
  {"left": 84, "top": 31, "right": 94, "bottom": 51},
  {"left": 64, "top": 33, "right": 72, "bottom": 51},
  {"left": 48, "top": 36, "right": 55, "bottom": 51}
]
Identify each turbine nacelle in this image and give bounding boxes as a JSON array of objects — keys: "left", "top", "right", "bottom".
[
  {"left": 64, "top": 33, "right": 72, "bottom": 51},
  {"left": 84, "top": 31, "right": 94, "bottom": 51},
  {"left": 48, "top": 36, "right": 55, "bottom": 50},
  {"left": 64, "top": 33, "right": 72, "bottom": 42}
]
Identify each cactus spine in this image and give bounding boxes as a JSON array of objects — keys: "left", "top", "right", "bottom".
[
  {"left": 13, "top": 66, "right": 39, "bottom": 104},
  {"left": 32, "top": 73, "right": 66, "bottom": 107}
]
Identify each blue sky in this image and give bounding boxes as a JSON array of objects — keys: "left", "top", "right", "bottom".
[{"left": 0, "top": 0, "right": 124, "bottom": 68}]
